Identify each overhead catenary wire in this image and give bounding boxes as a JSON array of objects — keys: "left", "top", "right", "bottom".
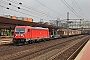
[
  {"left": 71, "top": 0, "right": 83, "bottom": 18},
  {"left": 35, "top": 0, "right": 63, "bottom": 17},
  {"left": 61, "top": 0, "right": 82, "bottom": 18},
  {"left": 0, "top": 0, "right": 40, "bottom": 18},
  {"left": 6, "top": 0, "right": 57, "bottom": 19},
  {"left": 0, "top": 9, "right": 15, "bottom": 16},
  {"left": 0, "top": 0, "right": 56, "bottom": 19},
  {"left": 71, "top": 0, "right": 89, "bottom": 20},
  {"left": 0, "top": 3, "right": 40, "bottom": 18}
]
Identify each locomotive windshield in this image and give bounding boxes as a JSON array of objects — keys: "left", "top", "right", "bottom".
[{"left": 15, "top": 28, "right": 25, "bottom": 34}]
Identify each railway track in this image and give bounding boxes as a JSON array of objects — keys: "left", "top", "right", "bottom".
[
  {"left": 22, "top": 35, "right": 89, "bottom": 60},
  {"left": 67, "top": 36, "right": 89, "bottom": 60},
  {"left": 0, "top": 35, "right": 88, "bottom": 60},
  {"left": 48, "top": 35, "right": 90, "bottom": 60}
]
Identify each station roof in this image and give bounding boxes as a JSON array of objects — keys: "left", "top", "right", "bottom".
[{"left": 0, "top": 16, "right": 63, "bottom": 29}]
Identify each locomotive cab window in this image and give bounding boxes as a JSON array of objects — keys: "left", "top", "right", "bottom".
[
  {"left": 15, "top": 28, "right": 25, "bottom": 34},
  {"left": 28, "top": 29, "right": 30, "bottom": 32}
]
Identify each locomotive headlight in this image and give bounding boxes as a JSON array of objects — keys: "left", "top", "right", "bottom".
[
  {"left": 21, "top": 34, "right": 24, "bottom": 37},
  {"left": 21, "top": 34, "right": 23, "bottom": 36},
  {"left": 16, "top": 34, "right": 17, "bottom": 36},
  {"left": 15, "top": 34, "right": 17, "bottom": 37}
]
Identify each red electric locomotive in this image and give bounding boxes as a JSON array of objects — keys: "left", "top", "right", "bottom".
[{"left": 13, "top": 26, "right": 50, "bottom": 45}]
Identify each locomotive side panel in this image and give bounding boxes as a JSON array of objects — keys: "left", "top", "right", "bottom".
[
  {"left": 31, "top": 28, "right": 49, "bottom": 39},
  {"left": 42, "top": 29, "right": 49, "bottom": 38},
  {"left": 31, "top": 29, "right": 40, "bottom": 38}
]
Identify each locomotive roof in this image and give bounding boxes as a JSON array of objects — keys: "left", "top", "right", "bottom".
[
  {"left": 15, "top": 26, "right": 48, "bottom": 30},
  {"left": 31, "top": 27, "right": 48, "bottom": 30}
]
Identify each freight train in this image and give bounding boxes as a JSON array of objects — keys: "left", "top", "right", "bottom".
[{"left": 12, "top": 26, "right": 81, "bottom": 45}]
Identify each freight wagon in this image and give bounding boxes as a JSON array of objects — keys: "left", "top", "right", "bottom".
[{"left": 57, "top": 29, "right": 81, "bottom": 37}]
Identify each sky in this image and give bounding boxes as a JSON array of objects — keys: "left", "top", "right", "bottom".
[{"left": 0, "top": 0, "right": 90, "bottom": 22}]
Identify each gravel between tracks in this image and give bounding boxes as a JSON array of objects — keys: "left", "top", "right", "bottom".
[
  {"left": 0, "top": 35, "right": 87, "bottom": 60},
  {"left": 50, "top": 35, "right": 90, "bottom": 60},
  {"left": 30, "top": 35, "right": 89, "bottom": 60}
]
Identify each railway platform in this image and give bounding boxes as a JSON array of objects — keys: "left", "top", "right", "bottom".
[
  {"left": 0, "top": 36, "right": 13, "bottom": 45},
  {"left": 75, "top": 39, "right": 90, "bottom": 60}
]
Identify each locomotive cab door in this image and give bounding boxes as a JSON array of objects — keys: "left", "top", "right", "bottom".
[{"left": 27, "top": 29, "right": 31, "bottom": 38}]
